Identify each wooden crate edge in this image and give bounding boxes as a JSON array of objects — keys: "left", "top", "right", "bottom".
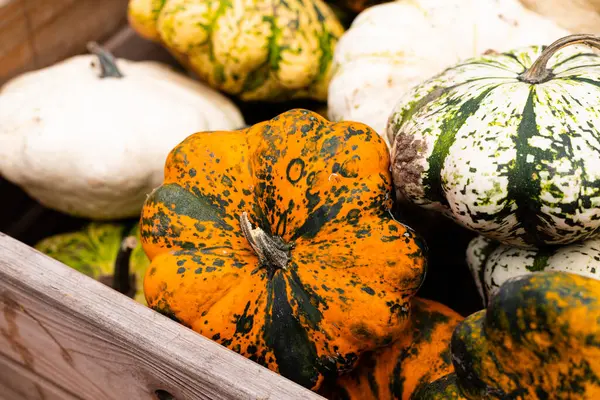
[{"left": 0, "top": 231, "right": 323, "bottom": 400}]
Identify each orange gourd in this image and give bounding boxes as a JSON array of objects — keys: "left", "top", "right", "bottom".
[
  {"left": 321, "top": 297, "right": 463, "bottom": 399},
  {"left": 139, "top": 109, "right": 427, "bottom": 390},
  {"left": 414, "top": 271, "right": 600, "bottom": 399}
]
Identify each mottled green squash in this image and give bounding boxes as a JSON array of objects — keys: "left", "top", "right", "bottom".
[
  {"left": 320, "top": 297, "right": 463, "bottom": 400},
  {"left": 128, "top": 0, "right": 345, "bottom": 101},
  {"left": 35, "top": 223, "right": 150, "bottom": 304},
  {"left": 413, "top": 271, "right": 600, "bottom": 399}
]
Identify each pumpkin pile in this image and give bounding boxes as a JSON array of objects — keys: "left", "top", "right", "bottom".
[{"left": 2, "top": 0, "right": 600, "bottom": 398}]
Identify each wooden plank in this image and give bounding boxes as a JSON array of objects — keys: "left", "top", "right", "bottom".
[
  {"left": 0, "top": 352, "right": 79, "bottom": 400},
  {"left": 0, "top": 0, "right": 34, "bottom": 79},
  {"left": 0, "top": 231, "right": 324, "bottom": 400},
  {"left": 0, "top": 0, "right": 129, "bottom": 84}
]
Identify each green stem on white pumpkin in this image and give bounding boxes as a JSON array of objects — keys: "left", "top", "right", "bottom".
[
  {"left": 240, "top": 212, "right": 290, "bottom": 275},
  {"left": 113, "top": 236, "right": 137, "bottom": 296},
  {"left": 519, "top": 34, "right": 600, "bottom": 84},
  {"left": 86, "top": 41, "right": 124, "bottom": 78}
]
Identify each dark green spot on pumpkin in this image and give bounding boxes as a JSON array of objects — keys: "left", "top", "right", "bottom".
[
  {"left": 287, "top": 158, "right": 306, "bottom": 184},
  {"left": 264, "top": 273, "right": 320, "bottom": 389},
  {"left": 234, "top": 301, "right": 254, "bottom": 335},
  {"left": 292, "top": 199, "right": 344, "bottom": 240},
  {"left": 346, "top": 209, "right": 360, "bottom": 225},
  {"left": 221, "top": 175, "right": 233, "bottom": 187},
  {"left": 351, "top": 323, "right": 374, "bottom": 341},
  {"left": 152, "top": 300, "right": 187, "bottom": 327},
  {"left": 361, "top": 286, "right": 375, "bottom": 295}
]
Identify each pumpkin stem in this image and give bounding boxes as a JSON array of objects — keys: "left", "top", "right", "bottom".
[
  {"left": 519, "top": 34, "right": 600, "bottom": 84},
  {"left": 239, "top": 212, "right": 291, "bottom": 274},
  {"left": 113, "top": 236, "right": 137, "bottom": 297},
  {"left": 86, "top": 41, "right": 124, "bottom": 78}
]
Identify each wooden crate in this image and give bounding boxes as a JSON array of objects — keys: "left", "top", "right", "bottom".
[{"left": 0, "top": 1, "right": 482, "bottom": 399}]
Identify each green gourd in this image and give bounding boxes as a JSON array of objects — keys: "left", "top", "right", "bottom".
[{"left": 35, "top": 222, "right": 150, "bottom": 304}]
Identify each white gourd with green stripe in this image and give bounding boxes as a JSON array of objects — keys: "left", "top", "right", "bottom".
[
  {"left": 388, "top": 34, "right": 600, "bottom": 248},
  {"left": 467, "top": 235, "right": 600, "bottom": 306}
]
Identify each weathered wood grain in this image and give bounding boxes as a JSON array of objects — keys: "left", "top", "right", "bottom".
[
  {"left": 0, "top": 231, "right": 324, "bottom": 400},
  {"left": 0, "top": 0, "right": 129, "bottom": 84},
  {"left": 0, "top": 352, "right": 77, "bottom": 400}
]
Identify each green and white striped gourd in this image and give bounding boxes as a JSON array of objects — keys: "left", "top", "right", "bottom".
[
  {"left": 388, "top": 34, "right": 600, "bottom": 248},
  {"left": 467, "top": 235, "right": 600, "bottom": 306}
]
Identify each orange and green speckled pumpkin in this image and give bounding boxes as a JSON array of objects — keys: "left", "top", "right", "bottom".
[
  {"left": 414, "top": 271, "right": 600, "bottom": 400},
  {"left": 321, "top": 297, "right": 463, "bottom": 400},
  {"left": 139, "top": 109, "right": 427, "bottom": 390}
]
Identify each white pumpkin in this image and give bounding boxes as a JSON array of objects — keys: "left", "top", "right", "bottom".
[
  {"left": 0, "top": 43, "right": 245, "bottom": 220},
  {"left": 467, "top": 235, "right": 600, "bottom": 306},
  {"left": 519, "top": 0, "right": 600, "bottom": 34},
  {"left": 327, "top": 0, "right": 570, "bottom": 147}
]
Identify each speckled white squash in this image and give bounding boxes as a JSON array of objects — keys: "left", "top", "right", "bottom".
[
  {"left": 0, "top": 43, "right": 245, "bottom": 220},
  {"left": 467, "top": 235, "right": 600, "bottom": 306},
  {"left": 327, "top": 0, "right": 569, "bottom": 147},
  {"left": 388, "top": 34, "right": 600, "bottom": 248}
]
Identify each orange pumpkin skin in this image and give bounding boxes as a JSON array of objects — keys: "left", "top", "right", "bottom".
[
  {"left": 321, "top": 297, "right": 463, "bottom": 399},
  {"left": 140, "top": 109, "right": 427, "bottom": 390}
]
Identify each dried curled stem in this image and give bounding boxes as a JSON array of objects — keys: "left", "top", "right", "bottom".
[
  {"left": 239, "top": 212, "right": 291, "bottom": 274},
  {"left": 519, "top": 34, "right": 600, "bottom": 84}
]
